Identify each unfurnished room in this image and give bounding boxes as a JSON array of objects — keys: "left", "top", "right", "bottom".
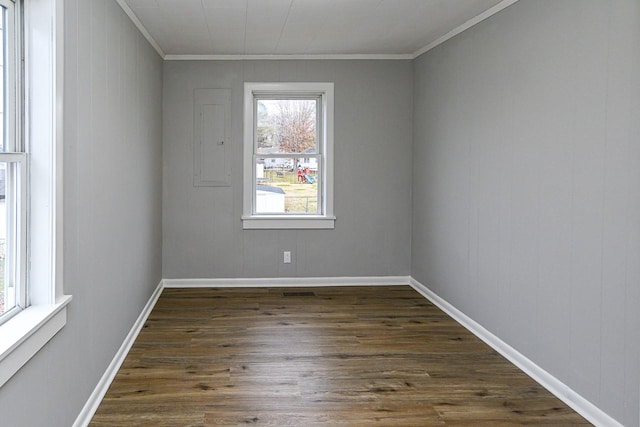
[{"left": 0, "top": 0, "right": 638, "bottom": 426}]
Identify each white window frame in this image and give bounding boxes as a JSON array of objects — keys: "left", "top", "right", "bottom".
[
  {"left": 0, "top": 0, "right": 70, "bottom": 389},
  {"left": 0, "top": 153, "right": 27, "bottom": 326},
  {"left": 0, "top": 0, "right": 26, "bottom": 327},
  {"left": 242, "top": 82, "right": 335, "bottom": 229}
]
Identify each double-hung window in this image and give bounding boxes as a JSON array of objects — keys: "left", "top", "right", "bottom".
[
  {"left": 243, "top": 83, "right": 335, "bottom": 229},
  {"left": 0, "top": 0, "right": 70, "bottom": 389},
  {"left": 0, "top": 0, "right": 25, "bottom": 326}
]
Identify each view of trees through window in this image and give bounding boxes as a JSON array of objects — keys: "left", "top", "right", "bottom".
[
  {"left": 255, "top": 98, "right": 321, "bottom": 214},
  {"left": 257, "top": 99, "right": 317, "bottom": 154}
]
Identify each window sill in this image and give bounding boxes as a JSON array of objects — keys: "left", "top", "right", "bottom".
[
  {"left": 242, "top": 215, "right": 336, "bottom": 229},
  {"left": 0, "top": 295, "right": 72, "bottom": 388}
]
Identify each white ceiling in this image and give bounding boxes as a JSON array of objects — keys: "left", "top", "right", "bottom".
[{"left": 118, "top": 0, "right": 518, "bottom": 59}]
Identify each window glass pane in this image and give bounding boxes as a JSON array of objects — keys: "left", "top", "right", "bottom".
[
  {"left": 0, "top": 162, "right": 12, "bottom": 316},
  {"left": 255, "top": 157, "right": 320, "bottom": 214},
  {"left": 256, "top": 99, "right": 318, "bottom": 155},
  {"left": 0, "top": 6, "right": 6, "bottom": 152}
]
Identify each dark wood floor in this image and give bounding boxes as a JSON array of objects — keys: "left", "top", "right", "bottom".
[{"left": 90, "top": 286, "right": 590, "bottom": 426}]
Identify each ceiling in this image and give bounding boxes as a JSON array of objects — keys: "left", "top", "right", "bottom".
[{"left": 118, "top": 0, "right": 518, "bottom": 59}]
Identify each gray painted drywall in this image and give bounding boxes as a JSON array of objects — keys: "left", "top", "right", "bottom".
[
  {"left": 162, "top": 60, "right": 413, "bottom": 279},
  {"left": 0, "top": 1, "right": 163, "bottom": 426},
  {"left": 411, "top": 1, "right": 640, "bottom": 426}
]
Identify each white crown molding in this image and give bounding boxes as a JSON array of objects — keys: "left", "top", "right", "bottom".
[
  {"left": 164, "top": 53, "right": 413, "bottom": 61},
  {"left": 117, "top": 0, "right": 520, "bottom": 61},
  {"left": 114, "top": 0, "right": 165, "bottom": 59},
  {"left": 409, "top": 277, "right": 623, "bottom": 427},
  {"left": 412, "top": 0, "right": 520, "bottom": 58}
]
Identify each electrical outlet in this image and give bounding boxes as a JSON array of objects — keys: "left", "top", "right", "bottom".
[{"left": 283, "top": 251, "right": 292, "bottom": 264}]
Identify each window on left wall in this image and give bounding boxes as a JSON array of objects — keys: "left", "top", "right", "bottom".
[
  {"left": 0, "top": 0, "right": 71, "bottom": 389},
  {"left": 0, "top": 0, "right": 26, "bottom": 326}
]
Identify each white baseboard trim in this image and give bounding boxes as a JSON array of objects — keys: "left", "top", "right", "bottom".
[
  {"left": 74, "top": 276, "right": 619, "bottom": 427},
  {"left": 163, "top": 275, "right": 411, "bottom": 288},
  {"left": 72, "top": 276, "right": 408, "bottom": 425},
  {"left": 72, "top": 280, "right": 165, "bottom": 427},
  {"left": 409, "top": 277, "right": 621, "bottom": 427}
]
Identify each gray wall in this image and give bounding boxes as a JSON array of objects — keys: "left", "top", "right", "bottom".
[
  {"left": 0, "top": 1, "right": 163, "bottom": 426},
  {"left": 411, "top": 1, "right": 640, "bottom": 426},
  {"left": 163, "top": 60, "right": 413, "bottom": 279}
]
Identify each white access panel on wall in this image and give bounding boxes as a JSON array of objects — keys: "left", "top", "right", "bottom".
[{"left": 194, "top": 88, "right": 231, "bottom": 187}]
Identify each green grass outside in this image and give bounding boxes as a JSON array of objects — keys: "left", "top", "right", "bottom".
[{"left": 262, "top": 170, "right": 319, "bottom": 213}]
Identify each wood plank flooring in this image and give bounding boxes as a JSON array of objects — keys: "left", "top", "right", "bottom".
[{"left": 90, "top": 286, "right": 590, "bottom": 426}]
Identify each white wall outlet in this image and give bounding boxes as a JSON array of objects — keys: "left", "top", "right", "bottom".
[{"left": 283, "top": 251, "right": 292, "bottom": 264}]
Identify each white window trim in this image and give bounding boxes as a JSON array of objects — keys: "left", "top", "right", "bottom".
[
  {"left": 0, "top": 0, "right": 25, "bottom": 328},
  {"left": 0, "top": 0, "right": 71, "bottom": 389},
  {"left": 242, "top": 82, "right": 335, "bottom": 230},
  {"left": 0, "top": 151, "right": 28, "bottom": 327}
]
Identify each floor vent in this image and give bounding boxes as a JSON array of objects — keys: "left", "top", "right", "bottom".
[{"left": 282, "top": 291, "right": 316, "bottom": 297}]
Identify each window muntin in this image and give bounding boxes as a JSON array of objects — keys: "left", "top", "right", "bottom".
[{"left": 243, "top": 83, "right": 334, "bottom": 229}]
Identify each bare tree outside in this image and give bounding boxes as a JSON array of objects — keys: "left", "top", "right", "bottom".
[
  {"left": 257, "top": 99, "right": 317, "bottom": 154},
  {"left": 273, "top": 100, "right": 317, "bottom": 153}
]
